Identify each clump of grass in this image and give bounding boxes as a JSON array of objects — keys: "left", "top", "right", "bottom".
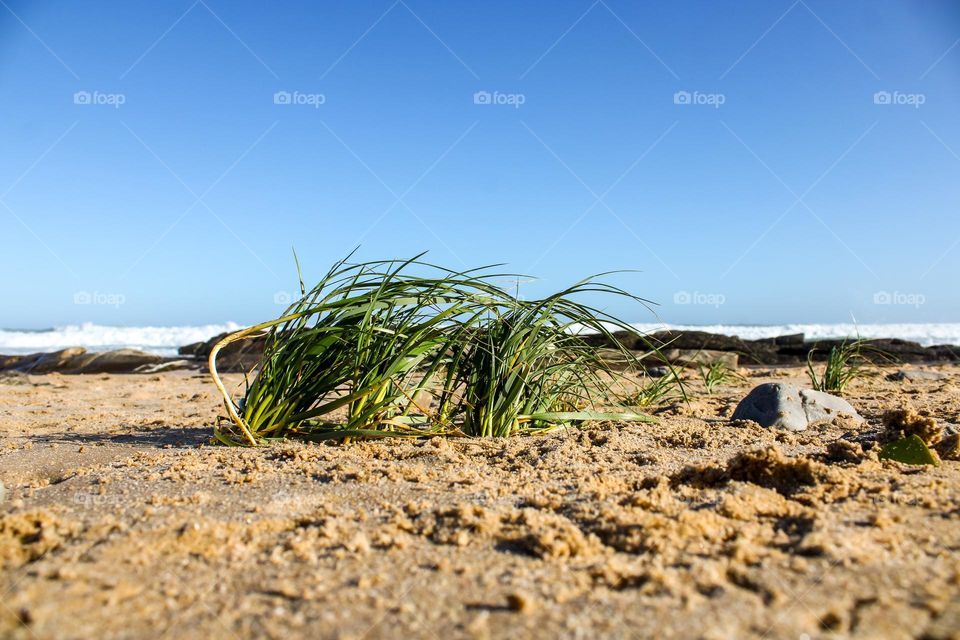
[
  {"left": 698, "top": 361, "right": 742, "bottom": 394},
  {"left": 619, "top": 370, "right": 682, "bottom": 408},
  {"left": 210, "top": 255, "right": 496, "bottom": 445},
  {"left": 210, "top": 254, "right": 659, "bottom": 445},
  {"left": 438, "top": 288, "right": 653, "bottom": 437},
  {"left": 805, "top": 338, "right": 874, "bottom": 394}
]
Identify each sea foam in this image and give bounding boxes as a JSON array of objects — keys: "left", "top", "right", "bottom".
[{"left": 0, "top": 322, "right": 242, "bottom": 357}]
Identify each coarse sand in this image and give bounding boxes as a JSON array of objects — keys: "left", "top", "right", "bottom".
[{"left": 1, "top": 365, "right": 959, "bottom": 639}]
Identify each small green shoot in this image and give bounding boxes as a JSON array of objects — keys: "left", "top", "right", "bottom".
[
  {"left": 806, "top": 338, "right": 875, "bottom": 394},
  {"left": 698, "top": 361, "right": 742, "bottom": 394},
  {"left": 620, "top": 370, "right": 682, "bottom": 408}
]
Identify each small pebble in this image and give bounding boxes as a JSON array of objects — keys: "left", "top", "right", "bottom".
[{"left": 506, "top": 591, "right": 534, "bottom": 613}]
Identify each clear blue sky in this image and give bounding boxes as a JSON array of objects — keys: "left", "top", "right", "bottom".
[{"left": 1, "top": 0, "right": 958, "bottom": 329}]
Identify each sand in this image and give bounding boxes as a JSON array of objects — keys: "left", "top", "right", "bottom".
[{"left": 1, "top": 365, "right": 959, "bottom": 639}]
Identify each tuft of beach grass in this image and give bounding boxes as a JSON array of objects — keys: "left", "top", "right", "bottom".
[{"left": 209, "top": 254, "right": 661, "bottom": 445}]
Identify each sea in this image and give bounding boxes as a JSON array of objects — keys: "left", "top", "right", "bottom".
[
  {"left": 1, "top": 322, "right": 959, "bottom": 357},
  {"left": 0, "top": 323, "right": 242, "bottom": 357}
]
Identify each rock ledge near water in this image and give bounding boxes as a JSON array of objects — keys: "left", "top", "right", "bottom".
[{"left": 1, "top": 330, "right": 957, "bottom": 375}]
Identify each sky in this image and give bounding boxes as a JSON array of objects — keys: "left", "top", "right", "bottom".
[{"left": 1, "top": 0, "right": 958, "bottom": 329}]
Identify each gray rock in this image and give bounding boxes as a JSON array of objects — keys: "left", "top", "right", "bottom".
[
  {"left": 2, "top": 348, "right": 178, "bottom": 374},
  {"left": 0, "top": 371, "right": 32, "bottom": 385},
  {"left": 13, "top": 347, "right": 88, "bottom": 373},
  {"left": 731, "top": 382, "right": 862, "bottom": 431},
  {"left": 177, "top": 331, "right": 266, "bottom": 372},
  {"left": 645, "top": 366, "right": 671, "bottom": 378},
  {"left": 886, "top": 369, "right": 948, "bottom": 382},
  {"left": 663, "top": 348, "right": 739, "bottom": 369},
  {"left": 61, "top": 349, "right": 162, "bottom": 374},
  {"left": 133, "top": 359, "right": 195, "bottom": 374},
  {"left": 754, "top": 333, "right": 805, "bottom": 346}
]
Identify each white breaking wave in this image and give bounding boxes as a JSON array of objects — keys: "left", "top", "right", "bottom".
[
  {"left": 628, "top": 323, "right": 960, "bottom": 347},
  {"left": 1, "top": 322, "right": 958, "bottom": 358},
  {"left": 0, "top": 322, "right": 242, "bottom": 357}
]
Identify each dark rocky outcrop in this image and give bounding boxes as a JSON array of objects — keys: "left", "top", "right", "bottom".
[
  {"left": 583, "top": 331, "right": 960, "bottom": 365},
  {"left": 582, "top": 330, "right": 778, "bottom": 364},
  {"left": 179, "top": 332, "right": 268, "bottom": 372},
  {"left": 0, "top": 347, "right": 168, "bottom": 374},
  {"left": 775, "top": 338, "right": 959, "bottom": 364},
  {"left": 1, "top": 330, "right": 957, "bottom": 375}
]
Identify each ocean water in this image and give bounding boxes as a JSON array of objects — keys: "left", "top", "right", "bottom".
[
  {"left": 1, "top": 322, "right": 958, "bottom": 357},
  {"left": 0, "top": 322, "right": 242, "bottom": 357}
]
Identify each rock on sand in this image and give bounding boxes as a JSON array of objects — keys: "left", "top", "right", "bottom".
[{"left": 731, "top": 382, "right": 862, "bottom": 431}]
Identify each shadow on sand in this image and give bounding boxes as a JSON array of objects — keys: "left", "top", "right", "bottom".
[{"left": 28, "top": 425, "right": 211, "bottom": 449}]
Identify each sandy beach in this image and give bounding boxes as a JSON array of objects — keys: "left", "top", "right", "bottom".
[
  {"left": 2, "top": 365, "right": 958, "bottom": 639},
  {"left": 4, "top": 0, "right": 958, "bottom": 637}
]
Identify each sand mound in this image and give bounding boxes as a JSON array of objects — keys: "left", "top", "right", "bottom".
[
  {"left": 0, "top": 510, "right": 77, "bottom": 569},
  {"left": 882, "top": 406, "right": 941, "bottom": 444}
]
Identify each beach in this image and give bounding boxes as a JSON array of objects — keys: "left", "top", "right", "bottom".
[
  {"left": 4, "top": 0, "right": 958, "bottom": 637},
  {"left": 2, "top": 364, "right": 959, "bottom": 639}
]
